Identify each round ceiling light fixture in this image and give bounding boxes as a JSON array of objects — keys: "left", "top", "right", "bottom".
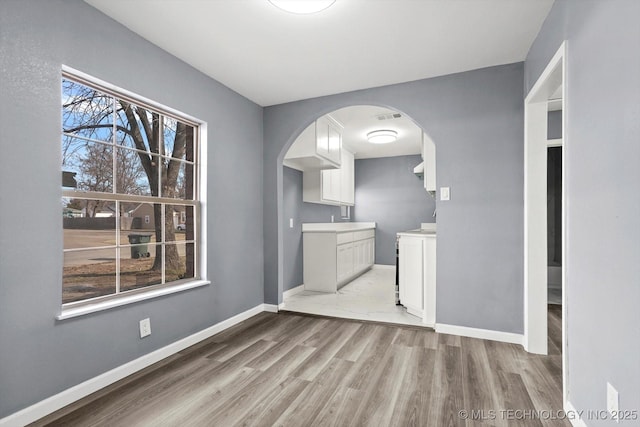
[
  {"left": 366, "top": 129, "right": 398, "bottom": 144},
  {"left": 268, "top": 0, "right": 336, "bottom": 14}
]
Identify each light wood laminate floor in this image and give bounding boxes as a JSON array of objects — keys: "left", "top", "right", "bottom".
[{"left": 34, "top": 306, "right": 566, "bottom": 426}]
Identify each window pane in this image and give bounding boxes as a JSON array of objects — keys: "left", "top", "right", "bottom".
[
  {"left": 115, "top": 102, "right": 160, "bottom": 153},
  {"left": 161, "top": 160, "right": 194, "bottom": 200},
  {"left": 62, "top": 79, "right": 114, "bottom": 142},
  {"left": 63, "top": 248, "right": 116, "bottom": 304},
  {"left": 115, "top": 147, "right": 155, "bottom": 196},
  {"left": 120, "top": 244, "right": 162, "bottom": 293},
  {"left": 61, "top": 137, "right": 113, "bottom": 193},
  {"left": 119, "top": 203, "right": 159, "bottom": 246},
  {"left": 165, "top": 204, "right": 194, "bottom": 241},
  {"left": 163, "top": 118, "right": 194, "bottom": 161},
  {"left": 63, "top": 200, "right": 116, "bottom": 249},
  {"left": 165, "top": 243, "right": 195, "bottom": 283}
]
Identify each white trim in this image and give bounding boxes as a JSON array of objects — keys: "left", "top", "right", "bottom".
[
  {"left": 547, "top": 138, "right": 563, "bottom": 147},
  {"left": 0, "top": 304, "right": 268, "bottom": 427},
  {"left": 564, "top": 401, "right": 588, "bottom": 427},
  {"left": 57, "top": 280, "right": 211, "bottom": 320},
  {"left": 524, "top": 41, "right": 566, "bottom": 355},
  {"left": 524, "top": 41, "right": 569, "bottom": 408},
  {"left": 435, "top": 323, "right": 523, "bottom": 346},
  {"left": 263, "top": 304, "right": 279, "bottom": 313},
  {"left": 283, "top": 284, "right": 305, "bottom": 299}
]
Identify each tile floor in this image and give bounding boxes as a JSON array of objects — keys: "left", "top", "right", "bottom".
[{"left": 281, "top": 265, "right": 427, "bottom": 327}]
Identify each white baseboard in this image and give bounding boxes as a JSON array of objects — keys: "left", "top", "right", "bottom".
[
  {"left": 435, "top": 323, "right": 524, "bottom": 346},
  {"left": 0, "top": 303, "right": 270, "bottom": 427},
  {"left": 283, "top": 284, "right": 304, "bottom": 299},
  {"left": 564, "top": 400, "right": 587, "bottom": 427},
  {"left": 263, "top": 304, "right": 279, "bottom": 313}
]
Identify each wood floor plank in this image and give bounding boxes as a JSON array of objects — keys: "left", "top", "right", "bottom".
[
  {"left": 389, "top": 347, "right": 437, "bottom": 427},
  {"left": 274, "top": 358, "right": 355, "bottom": 425},
  {"left": 429, "top": 344, "right": 465, "bottom": 427},
  {"left": 345, "top": 325, "right": 399, "bottom": 390},
  {"left": 460, "top": 336, "right": 503, "bottom": 425},
  {"left": 494, "top": 371, "right": 543, "bottom": 427},
  {"left": 291, "top": 321, "right": 360, "bottom": 381},
  {"left": 37, "top": 311, "right": 567, "bottom": 427},
  {"left": 348, "top": 345, "right": 412, "bottom": 426}
]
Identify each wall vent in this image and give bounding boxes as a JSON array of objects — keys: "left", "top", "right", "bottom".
[{"left": 376, "top": 112, "right": 402, "bottom": 121}]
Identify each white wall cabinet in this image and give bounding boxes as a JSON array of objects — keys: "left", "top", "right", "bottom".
[
  {"left": 283, "top": 115, "right": 342, "bottom": 171},
  {"left": 303, "top": 148, "right": 354, "bottom": 206},
  {"left": 422, "top": 132, "right": 436, "bottom": 195},
  {"left": 398, "top": 233, "right": 436, "bottom": 325},
  {"left": 304, "top": 228, "right": 375, "bottom": 292}
]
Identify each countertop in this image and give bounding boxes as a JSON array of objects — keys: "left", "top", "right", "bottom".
[
  {"left": 302, "top": 222, "right": 376, "bottom": 233},
  {"left": 396, "top": 229, "right": 437, "bottom": 237},
  {"left": 397, "top": 223, "right": 437, "bottom": 237}
]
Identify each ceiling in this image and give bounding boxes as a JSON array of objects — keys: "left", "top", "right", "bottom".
[
  {"left": 85, "top": 0, "right": 554, "bottom": 107},
  {"left": 330, "top": 106, "right": 424, "bottom": 159}
]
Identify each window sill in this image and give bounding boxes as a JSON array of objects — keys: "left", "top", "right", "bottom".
[{"left": 56, "top": 280, "right": 211, "bottom": 320}]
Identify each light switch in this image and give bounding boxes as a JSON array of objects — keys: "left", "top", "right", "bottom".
[
  {"left": 289, "top": 218, "right": 294, "bottom": 228},
  {"left": 440, "top": 187, "right": 450, "bottom": 201}
]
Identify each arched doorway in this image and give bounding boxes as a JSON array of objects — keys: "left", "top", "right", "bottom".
[{"left": 277, "top": 104, "right": 437, "bottom": 326}]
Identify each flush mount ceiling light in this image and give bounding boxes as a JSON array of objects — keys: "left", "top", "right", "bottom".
[
  {"left": 367, "top": 129, "right": 398, "bottom": 144},
  {"left": 268, "top": 0, "right": 336, "bottom": 14}
]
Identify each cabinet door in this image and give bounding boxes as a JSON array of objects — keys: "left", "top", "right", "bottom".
[
  {"left": 366, "top": 238, "right": 375, "bottom": 267},
  {"left": 327, "top": 122, "right": 342, "bottom": 165},
  {"left": 321, "top": 167, "right": 341, "bottom": 202},
  {"left": 316, "top": 117, "right": 341, "bottom": 166},
  {"left": 337, "top": 243, "right": 354, "bottom": 283},
  {"left": 399, "top": 237, "right": 424, "bottom": 313},
  {"left": 340, "top": 150, "right": 354, "bottom": 205},
  {"left": 423, "top": 132, "right": 436, "bottom": 193},
  {"left": 316, "top": 118, "right": 330, "bottom": 160}
]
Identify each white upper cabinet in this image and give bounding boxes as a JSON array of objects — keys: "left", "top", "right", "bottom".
[
  {"left": 283, "top": 115, "right": 343, "bottom": 171},
  {"left": 423, "top": 132, "right": 436, "bottom": 195},
  {"left": 304, "top": 148, "right": 354, "bottom": 206}
]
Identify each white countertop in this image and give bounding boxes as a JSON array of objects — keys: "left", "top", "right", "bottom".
[
  {"left": 397, "top": 229, "right": 437, "bottom": 237},
  {"left": 302, "top": 222, "right": 376, "bottom": 233},
  {"left": 397, "top": 223, "right": 437, "bottom": 237}
]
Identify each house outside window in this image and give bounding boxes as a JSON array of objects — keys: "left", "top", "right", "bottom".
[{"left": 61, "top": 69, "right": 203, "bottom": 307}]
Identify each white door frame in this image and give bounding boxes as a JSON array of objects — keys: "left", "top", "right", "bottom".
[{"left": 523, "top": 41, "right": 568, "bottom": 404}]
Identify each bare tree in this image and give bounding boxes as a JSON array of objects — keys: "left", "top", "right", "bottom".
[{"left": 62, "top": 80, "right": 193, "bottom": 272}]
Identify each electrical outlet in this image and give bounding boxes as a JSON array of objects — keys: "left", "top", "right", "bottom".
[
  {"left": 331, "top": 215, "right": 334, "bottom": 223},
  {"left": 139, "top": 318, "right": 151, "bottom": 338},
  {"left": 607, "top": 382, "right": 619, "bottom": 423},
  {"left": 289, "top": 218, "right": 293, "bottom": 228}
]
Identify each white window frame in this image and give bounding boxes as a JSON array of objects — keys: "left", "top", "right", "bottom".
[{"left": 58, "top": 65, "right": 209, "bottom": 320}]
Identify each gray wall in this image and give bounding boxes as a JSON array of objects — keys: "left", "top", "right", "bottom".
[
  {"left": 353, "top": 155, "right": 436, "bottom": 265},
  {"left": 525, "top": 0, "right": 640, "bottom": 420},
  {"left": 548, "top": 110, "right": 562, "bottom": 140},
  {"left": 265, "top": 62, "right": 525, "bottom": 336},
  {"left": 0, "top": 0, "right": 263, "bottom": 418},
  {"left": 282, "top": 166, "right": 342, "bottom": 291}
]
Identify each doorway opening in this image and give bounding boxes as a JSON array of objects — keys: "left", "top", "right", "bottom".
[{"left": 524, "top": 41, "right": 568, "bottom": 405}]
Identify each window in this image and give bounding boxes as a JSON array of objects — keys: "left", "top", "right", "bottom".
[{"left": 61, "top": 70, "right": 203, "bottom": 308}]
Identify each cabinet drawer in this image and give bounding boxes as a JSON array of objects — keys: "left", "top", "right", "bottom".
[
  {"left": 353, "top": 229, "right": 375, "bottom": 241},
  {"left": 336, "top": 232, "right": 354, "bottom": 245}
]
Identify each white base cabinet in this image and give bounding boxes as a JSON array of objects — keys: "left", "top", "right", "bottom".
[
  {"left": 398, "top": 233, "right": 436, "bottom": 325},
  {"left": 304, "top": 228, "right": 375, "bottom": 293}
]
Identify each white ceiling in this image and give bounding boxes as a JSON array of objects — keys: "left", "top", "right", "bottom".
[
  {"left": 330, "top": 106, "right": 423, "bottom": 159},
  {"left": 85, "top": 0, "right": 554, "bottom": 107}
]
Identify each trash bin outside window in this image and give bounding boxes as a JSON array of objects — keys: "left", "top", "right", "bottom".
[{"left": 128, "top": 233, "right": 152, "bottom": 259}]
